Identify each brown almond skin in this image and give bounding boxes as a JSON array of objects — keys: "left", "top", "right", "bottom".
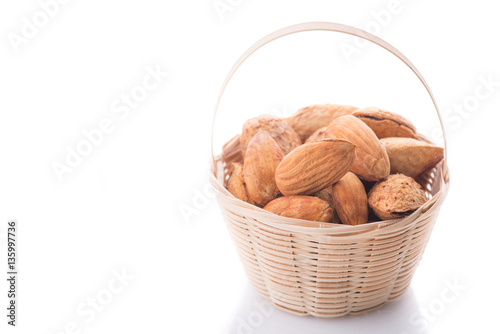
[
  {"left": 243, "top": 131, "right": 284, "bottom": 206},
  {"left": 305, "top": 126, "right": 327, "bottom": 143},
  {"left": 226, "top": 163, "right": 256, "bottom": 205},
  {"left": 326, "top": 115, "right": 390, "bottom": 182},
  {"left": 240, "top": 115, "right": 301, "bottom": 159},
  {"left": 353, "top": 107, "right": 418, "bottom": 139},
  {"left": 380, "top": 137, "right": 444, "bottom": 178},
  {"left": 368, "top": 174, "right": 428, "bottom": 220},
  {"left": 264, "top": 196, "right": 333, "bottom": 222},
  {"left": 275, "top": 138, "right": 356, "bottom": 196},
  {"left": 314, "top": 187, "right": 341, "bottom": 224},
  {"left": 332, "top": 172, "right": 368, "bottom": 226},
  {"left": 286, "top": 104, "right": 358, "bottom": 142}
]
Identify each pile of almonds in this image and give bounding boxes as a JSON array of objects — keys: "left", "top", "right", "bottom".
[{"left": 224, "top": 104, "right": 444, "bottom": 225}]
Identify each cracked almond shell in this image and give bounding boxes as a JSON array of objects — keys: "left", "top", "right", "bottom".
[
  {"left": 240, "top": 115, "right": 301, "bottom": 159},
  {"left": 380, "top": 137, "right": 444, "bottom": 178},
  {"left": 368, "top": 174, "right": 428, "bottom": 220},
  {"left": 353, "top": 107, "right": 418, "bottom": 139}
]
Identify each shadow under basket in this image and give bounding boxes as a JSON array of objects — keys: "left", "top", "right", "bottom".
[{"left": 209, "top": 22, "right": 450, "bottom": 318}]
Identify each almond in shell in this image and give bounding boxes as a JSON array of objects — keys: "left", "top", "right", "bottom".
[
  {"left": 264, "top": 196, "right": 333, "bottom": 222},
  {"left": 352, "top": 107, "right": 418, "bottom": 139},
  {"left": 243, "top": 131, "right": 284, "bottom": 206},
  {"left": 275, "top": 138, "right": 356, "bottom": 196},
  {"left": 226, "top": 163, "right": 255, "bottom": 205},
  {"left": 326, "top": 115, "right": 390, "bottom": 182},
  {"left": 314, "top": 187, "right": 341, "bottom": 224},
  {"left": 240, "top": 115, "right": 301, "bottom": 159},
  {"left": 368, "top": 174, "right": 428, "bottom": 220},
  {"left": 331, "top": 172, "right": 368, "bottom": 226},
  {"left": 380, "top": 137, "right": 444, "bottom": 178},
  {"left": 305, "top": 126, "right": 327, "bottom": 143},
  {"left": 286, "top": 104, "right": 358, "bottom": 142}
]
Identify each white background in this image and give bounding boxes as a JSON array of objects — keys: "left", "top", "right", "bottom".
[{"left": 1, "top": 1, "right": 499, "bottom": 333}]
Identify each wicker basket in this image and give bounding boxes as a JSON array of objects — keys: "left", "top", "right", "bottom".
[{"left": 210, "top": 22, "right": 450, "bottom": 318}]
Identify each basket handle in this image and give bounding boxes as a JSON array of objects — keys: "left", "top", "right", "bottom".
[{"left": 211, "top": 22, "right": 448, "bottom": 180}]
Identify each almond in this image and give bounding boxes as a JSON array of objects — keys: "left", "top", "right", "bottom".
[
  {"left": 264, "top": 196, "right": 333, "bottom": 222},
  {"left": 305, "top": 126, "right": 327, "bottom": 143},
  {"left": 352, "top": 107, "right": 417, "bottom": 139},
  {"left": 286, "top": 104, "right": 358, "bottom": 142},
  {"left": 314, "top": 186, "right": 333, "bottom": 208},
  {"left": 314, "top": 187, "right": 341, "bottom": 224},
  {"left": 332, "top": 172, "right": 368, "bottom": 225},
  {"left": 275, "top": 138, "right": 356, "bottom": 196},
  {"left": 226, "top": 163, "right": 256, "bottom": 205},
  {"left": 368, "top": 174, "right": 428, "bottom": 220},
  {"left": 380, "top": 137, "right": 444, "bottom": 178},
  {"left": 240, "top": 115, "right": 301, "bottom": 159},
  {"left": 326, "top": 115, "right": 390, "bottom": 182},
  {"left": 243, "top": 131, "right": 284, "bottom": 206}
]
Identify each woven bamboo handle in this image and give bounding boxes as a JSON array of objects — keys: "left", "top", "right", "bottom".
[{"left": 211, "top": 22, "right": 448, "bottom": 180}]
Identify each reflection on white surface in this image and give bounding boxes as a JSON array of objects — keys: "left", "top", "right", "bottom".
[{"left": 224, "top": 284, "right": 427, "bottom": 334}]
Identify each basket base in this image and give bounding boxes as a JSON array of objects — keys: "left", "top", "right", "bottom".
[{"left": 248, "top": 270, "right": 413, "bottom": 318}]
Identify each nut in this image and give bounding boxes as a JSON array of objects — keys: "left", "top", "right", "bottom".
[
  {"left": 380, "top": 137, "right": 444, "bottom": 178},
  {"left": 332, "top": 172, "right": 368, "bottom": 225},
  {"left": 368, "top": 174, "right": 428, "bottom": 220},
  {"left": 243, "top": 131, "right": 284, "bottom": 206},
  {"left": 264, "top": 196, "right": 333, "bottom": 222},
  {"left": 286, "top": 104, "right": 358, "bottom": 142},
  {"left": 275, "top": 138, "right": 356, "bottom": 196},
  {"left": 226, "top": 163, "right": 256, "bottom": 205},
  {"left": 326, "top": 115, "right": 390, "bottom": 182},
  {"left": 240, "top": 115, "right": 301, "bottom": 159},
  {"left": 305, "top": 126, "right": 327, "bottom": 143},
  {"left": 314, "top": 187, "right": 341, "bottom": 224},
  {"left": 352, "top": 107, "right": 417, "bottom": 139}
]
